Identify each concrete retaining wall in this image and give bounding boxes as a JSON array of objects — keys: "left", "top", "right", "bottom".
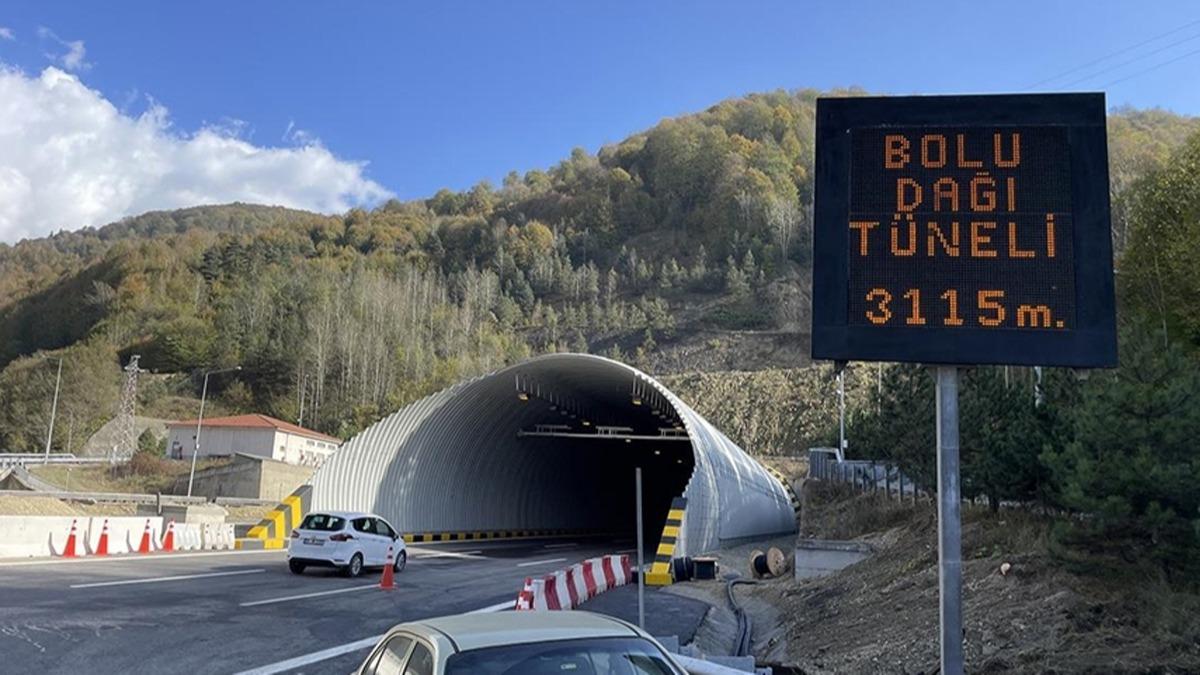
[
  {"left": 257, "top": 459, "right": 315, "bottom": 502},
  {"left": 173, "top": 453, "right": 314, "bottom": 500},
  {"left": 794, "top": 538, "right": 874, "bottom": 579}
]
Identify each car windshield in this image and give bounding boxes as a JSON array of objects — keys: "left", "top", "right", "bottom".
[
  {"left": 444, "top": 636, "right": 681, "bottom": 675},
  {"left": 299, "top": 514, "right": 345, "bottom": 532}
]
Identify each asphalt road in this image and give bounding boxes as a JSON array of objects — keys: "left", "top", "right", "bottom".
[{"left": 0, "top": 537, "right": 635, "bottom": 674}]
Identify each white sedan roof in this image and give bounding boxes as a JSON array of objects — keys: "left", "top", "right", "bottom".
[
  {"left": 407, "top": 611, "right": 642, "bottom": 652},
  {"left": 311, "top": 511, "right": 372, "bottom": 519}
]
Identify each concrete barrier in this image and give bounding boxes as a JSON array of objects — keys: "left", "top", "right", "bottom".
[
  {"left": 173, "top": 523, "right": 204, "bottom": 551},
  {"left": 203, "top": 523, "right": 235, "bottom": 550},
  {"left": 0, "top": 516, "right": 165, "bottom": 558},
  {"left": 794, "top": 539, "right": 874, "bottom": 579},
  {"left": 0, "top": 517, "right": 244, "bottom": 558}
]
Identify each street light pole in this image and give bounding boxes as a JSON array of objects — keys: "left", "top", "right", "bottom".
[
  {"left": 187, "top": 366, "right": 240, "bottom": 497},
  {"left": 44, "top": 357, "right": 63, "bottom": 461}
]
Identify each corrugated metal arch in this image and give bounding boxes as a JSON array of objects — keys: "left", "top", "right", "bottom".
[{"left": 309, "top": 354, "right": 796, "bottom": 555}]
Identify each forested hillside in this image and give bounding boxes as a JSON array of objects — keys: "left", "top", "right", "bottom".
[{"left": 0, "top": 90, "right": 1196, "bottom": 453}]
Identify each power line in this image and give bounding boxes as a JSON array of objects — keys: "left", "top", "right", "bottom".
[
  {"left": 1100, "top": 45, "right": 1200, "bottom": 88},
  {"left": 1026, "top": 17, "right": 1200, "bottom": 89},
  {"left": 1058, "top": 30, "right": 1200, "bottom": 88}
]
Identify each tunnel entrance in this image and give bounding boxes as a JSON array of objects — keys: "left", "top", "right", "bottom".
[
  {"left": 513, "top": 428, "right": 695, "bottom": 546},
  {"left": 310, "top": 353, "right": 797, "bottom": 558},
  {"left": 360, "top": 354, "right": 696, "bottom": 548}
]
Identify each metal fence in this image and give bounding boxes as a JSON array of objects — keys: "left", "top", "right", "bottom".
[{"left": 808, "top": 448, "right": 928, "bottom": 503}]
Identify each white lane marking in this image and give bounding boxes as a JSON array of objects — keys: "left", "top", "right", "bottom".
[
  {"left": 0, "top": 549, "right": 282, "bottom": 568},
  {"left": 70, "top": 568, "right": 265, "bottom": 589},
  {"left": 239, "top": 583, "right": 378, "bottom": 607},
  {"left": 232, "top": 600, "right": 508, "bottom": 675},
  {"left": 516, "top": 557, "right": 568, "bottom": 568},
  {"left": 468, "top": 600, "right": 517, "bottom": 613},
  {"left": 411, "top": 549, "right": 485, "bottom": 560},
  {"left": 543, "top": 543, "right": 579, "bottom": 549},
  {"left": 233, "top": 635, "right": 383, "bottom": 675}
]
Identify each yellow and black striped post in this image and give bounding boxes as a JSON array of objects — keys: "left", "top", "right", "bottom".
[
  {"left": 646, "top": 497, "right": 686, "bottom": 586},
  {"left": 765, "top": 465, "right": 801, "bottom": 519},
  {"left": 235, "top": 485, "right": 312, "bottom": 550}
]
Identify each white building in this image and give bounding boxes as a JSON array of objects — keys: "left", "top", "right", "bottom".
[{"left": 165, "top": 414, "right": 340, "bottom": 467}]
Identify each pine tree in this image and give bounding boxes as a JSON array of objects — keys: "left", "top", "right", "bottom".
[
  {"left": 1042, "top": 328, "right": 1200, "bottom": 581},
  {"left": 724, "top": 255, "right": 749, "bottom": 297}
]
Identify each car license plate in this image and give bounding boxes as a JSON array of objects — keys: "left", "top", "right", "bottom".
[{"left": 303, "top": 537, "right": 323, "bottom": 546}]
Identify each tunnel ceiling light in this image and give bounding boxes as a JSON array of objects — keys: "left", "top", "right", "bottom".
[
  {"left": 654, "top": 450, "right": 661, "bottom": 455},
  {"left": 625, "top": 438, "right": 632, "bottom": 443},
  {"left": 676, "top": 458, "right": 683, "bottom": 464},
  {"left": 582, "top": 420, "right": 591, "bottom": 426},
  {"left": 517, "top": 392, "right": 529, "bottom": 401}
]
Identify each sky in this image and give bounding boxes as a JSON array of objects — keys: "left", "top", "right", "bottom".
[{"left": 1, "top": 1, "right": 1198, "bottom": 242}]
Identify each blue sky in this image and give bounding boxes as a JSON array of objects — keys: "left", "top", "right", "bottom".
[{"left": 0, "top": 2, "right": 1198, "bottom": 240}]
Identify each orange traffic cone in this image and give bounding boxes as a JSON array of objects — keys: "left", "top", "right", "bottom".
[
  {"left": 137, "top": 519, "right": 152, "bottom": 554},
  {"left": 380, "top": 546, "right": 396, "bottom": 590},
  {"left": 95, "top": 519, "right": 109, "bottom": 556},
  {"left": 515, "top": 577, "right": 534, "bottom": 610},
  {"left": 62, "top": 519, "right": 78, "bottom": 558},
  {"left": 161, "top": 520, "right": 176, "bottom": 552}
]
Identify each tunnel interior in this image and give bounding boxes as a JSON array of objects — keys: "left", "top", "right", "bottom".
[{"left": 333, "top": 355, "right": 698, "bottom": 549}]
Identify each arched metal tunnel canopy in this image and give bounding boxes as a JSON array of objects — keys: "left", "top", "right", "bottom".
[{"left": 310, "top": 354, "right": 796, "bottom": 556}]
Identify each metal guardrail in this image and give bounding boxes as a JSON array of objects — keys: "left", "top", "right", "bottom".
[
  {"left": 213, "top": 496, "right": 280, "bottom": 507},
  {"left": 0, "top": 453, "right": 120, "bottom": 466},
  {"left": 0, "top": 488, "right": 209, "bottom": 505},
  {"left": 808, "top": 448, "right": 925, "bottom": 502}
]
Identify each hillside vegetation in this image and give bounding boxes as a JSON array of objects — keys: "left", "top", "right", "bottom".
[{"left": 0, "top": 91, "right": 1196, "bottom": 455}]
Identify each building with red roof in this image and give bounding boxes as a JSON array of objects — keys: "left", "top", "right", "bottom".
[{"left": 165, "top": 414, "right": 341, "bottom": 467}]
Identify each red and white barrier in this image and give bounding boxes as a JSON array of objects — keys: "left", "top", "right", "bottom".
[{"left": 514, "top": 554, "right": 633, "bottom": 611}]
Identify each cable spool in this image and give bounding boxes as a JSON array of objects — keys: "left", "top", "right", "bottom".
[
  {"left": 671, "top": 556, "right": 694, "bottom": 582},
  {"left": 750, "top": 547, "right": 787, "bottom": 578},
  {"left": 749, "top": 549, "right": 767, "bottom": 578}
]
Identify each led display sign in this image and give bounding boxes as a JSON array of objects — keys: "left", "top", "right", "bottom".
[{"left": 812, "top": 94, "right": 1116, "bottom": 367}]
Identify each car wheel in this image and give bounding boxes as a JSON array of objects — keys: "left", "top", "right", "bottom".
[
  {"left": 344, "top": 552, "right": 364, "bottom": 578},
  {"left": 393, "top": 550, "right": 407, "bottom": 573},
  {"left": 288, "top": 559, "right": 306, "bottom": 575}
]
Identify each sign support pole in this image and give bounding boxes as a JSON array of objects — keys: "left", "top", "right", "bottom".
[
  {"left": 635, "top": 466, "right": 645, "bottom": 630},
  {"left": 936, "top": 366, "right": 964, "bottom": 675}
]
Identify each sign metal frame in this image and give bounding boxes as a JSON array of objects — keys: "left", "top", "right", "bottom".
[{"left": 812, "top": 93, "right": 1116, "bottom": 368}]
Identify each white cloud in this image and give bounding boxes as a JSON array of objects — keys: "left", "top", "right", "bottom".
[
  {"left": 0, "top": 66, "right": 393, "bottom": 243},
  {"left": 0, "top": 27, "right": 14, "bottom": 41},
  {"left": 37, "top": 27, "right": 90, "bottom": 71}
]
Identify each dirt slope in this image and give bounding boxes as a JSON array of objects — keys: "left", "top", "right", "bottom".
[{"left": 742, "top": 483, "right": 1200, "bottom": 674}]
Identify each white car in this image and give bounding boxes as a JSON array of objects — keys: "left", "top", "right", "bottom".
[
  {"left": 355, "top": 610, "right": 686, "bottom": 675},
  {"left": 287, "top": 511, "right": 407, "bottom": 578}
]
